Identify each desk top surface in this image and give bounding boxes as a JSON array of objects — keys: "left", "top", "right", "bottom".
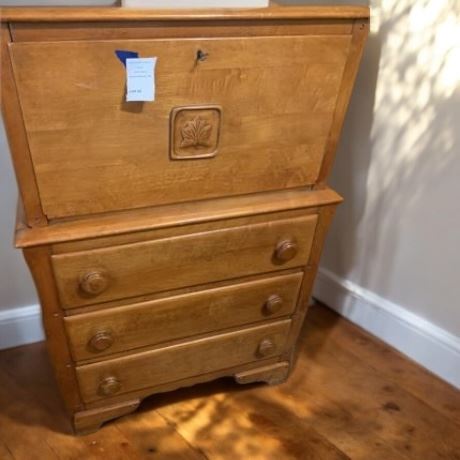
[{"left": 0, "top": 4, "right": 369, "bottom": 22}]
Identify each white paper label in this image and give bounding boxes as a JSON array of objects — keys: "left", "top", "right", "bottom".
[{"left": 126, "top": 57, "right": 157, "bottom": 102}]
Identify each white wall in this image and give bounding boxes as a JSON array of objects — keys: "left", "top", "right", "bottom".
[
  {"left": 1, "top": 0, "right": 459, "bottom": 385},
  {"left": 321, "top": 0, "right": 460, "bottom": 335},
  {"left": 0, "top": 120, "right": 37, "bottom": 312},
  {"left": 312, "top": 0, "right": 460, "bottom": 387}
]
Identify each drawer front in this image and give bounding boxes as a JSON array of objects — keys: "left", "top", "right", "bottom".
[
  {"left": 65, "top": 272, "right": 302, "bottom": 361},
  {"left": 11, "top": 35, "right": 351, "bottom": 219},
  {"left": 76, "top": 320, "right": 291, "bottom": 403},
  {"left": 52, "top": 215, "right": 317, "bottom": 308}
]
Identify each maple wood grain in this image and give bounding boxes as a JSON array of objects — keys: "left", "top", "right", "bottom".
[
  {"left": 52, "top": 214, "right": 317, "bottom": 309},
  {"left": 65, "top": 272, "right": 302, "bottom": 362},
  {"left": 76, "top": 320, "right": 291, "bottom": 403},
  {"left": 0, "top": 6, "right": 370, "bottom": 23},
  {"left": 11, "top": 35, "right": 350, "bottom": 219},
  {"left": 2, "top": 5, "right": 369, "bottom": 434}
]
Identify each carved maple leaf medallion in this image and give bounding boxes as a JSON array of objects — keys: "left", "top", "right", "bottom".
[{"left": 180, "top": 117, "right": 212, "bottom": 149}]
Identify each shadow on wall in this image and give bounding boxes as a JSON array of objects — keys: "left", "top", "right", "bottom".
[{"left": 322, "top": 0, "right": 460, "bottom": 302}]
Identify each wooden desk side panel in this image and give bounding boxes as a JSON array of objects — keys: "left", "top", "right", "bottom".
[
  {"left": 317, "top": 18, "right": 369, "bottom": 184},
  {"left": 22, "top": 246, "right": 84, "bottom": 413},
  {"left": 282, "top": 202, "right": 338, "bottom": 367},
  {"left": 0, "top": 24, "right": 46, "bottom": 227}
]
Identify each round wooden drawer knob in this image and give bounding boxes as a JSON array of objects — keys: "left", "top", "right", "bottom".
[
  {"left": 79, "top": 270, "right": 109, "bottom": 296},
  {"left": 257, "top": 339, "right": 276, "bottom": 358},
  {"left": 89, "top": 330, "right": 114, "bottom": 352},
  {"left": 264, "top": 295, "right": 284, "bottom": 315},
  {"left": 275, "top": 239, "right": 298, "bottom": 262},
  {"left": 98, "top": 376, "right": 121, "bottom": 396}
]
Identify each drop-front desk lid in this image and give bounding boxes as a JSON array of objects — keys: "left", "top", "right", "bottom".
[{"left": 1, "top": 4, "right": 367, "bottom": 228}]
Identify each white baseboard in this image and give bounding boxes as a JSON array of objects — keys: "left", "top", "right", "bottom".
[
  {"left": 0, "top": 304, "right": 44, "bottom": 350},
  {"left": 313, "top": 268, "right": 460, "bottom": 389}
]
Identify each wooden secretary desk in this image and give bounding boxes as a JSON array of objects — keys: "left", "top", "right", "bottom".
[{"left": 0, "top": 5, "right": 368, "bottom": 434}]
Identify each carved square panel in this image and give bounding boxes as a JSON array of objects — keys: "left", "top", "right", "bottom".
[{"left": 170, "top": 105, "right": 222, "bottom": 160}]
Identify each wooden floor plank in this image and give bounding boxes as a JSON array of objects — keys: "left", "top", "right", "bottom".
[
  {"left": 0, "top": 345, "right": 150, "bottom": 460},
  {"left": 155, "top": 387, "right": 349, "bottom": 460},
  {"left": 308, "top": 303, "right": 460, "bottom": 425},
  {"left": 0, "top": 304, "right": 458, "bottom": 460},
  {"left": 0, "top": 438, "right": 16, "bottom": 460},
  {"left": 0, "top": 343, "right": 72, "bottom": 430},
  {"left": 43, "top": 428, "right": 145, "bottom": 460},
  {"left": 258, "top": 380, "right": 409, "bottom": 459},
  {"left": 0, "top": 369, "right": 62, "bottom": 460},
  {"left": 151, "top": 357, "right": 407, "bottom": 459},
  {"left": 114, "top": 408, "right": 208, "bottom": 459},
  {"left": 278, "top": 316, "right": 460, "bottom": 459}
]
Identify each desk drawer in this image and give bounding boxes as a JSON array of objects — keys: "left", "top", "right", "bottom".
[
  {"left": 52, "top": 215, "right": 317, "bottom": 309},
  {"left": 65, "top": 272, "right": 302, "bottom": 361},
  {"left": 11, "top": 35, "right": 351, "bottom": 219},
  {"left": 76, "top": 320, "right": 291, "bottom": 403}
]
